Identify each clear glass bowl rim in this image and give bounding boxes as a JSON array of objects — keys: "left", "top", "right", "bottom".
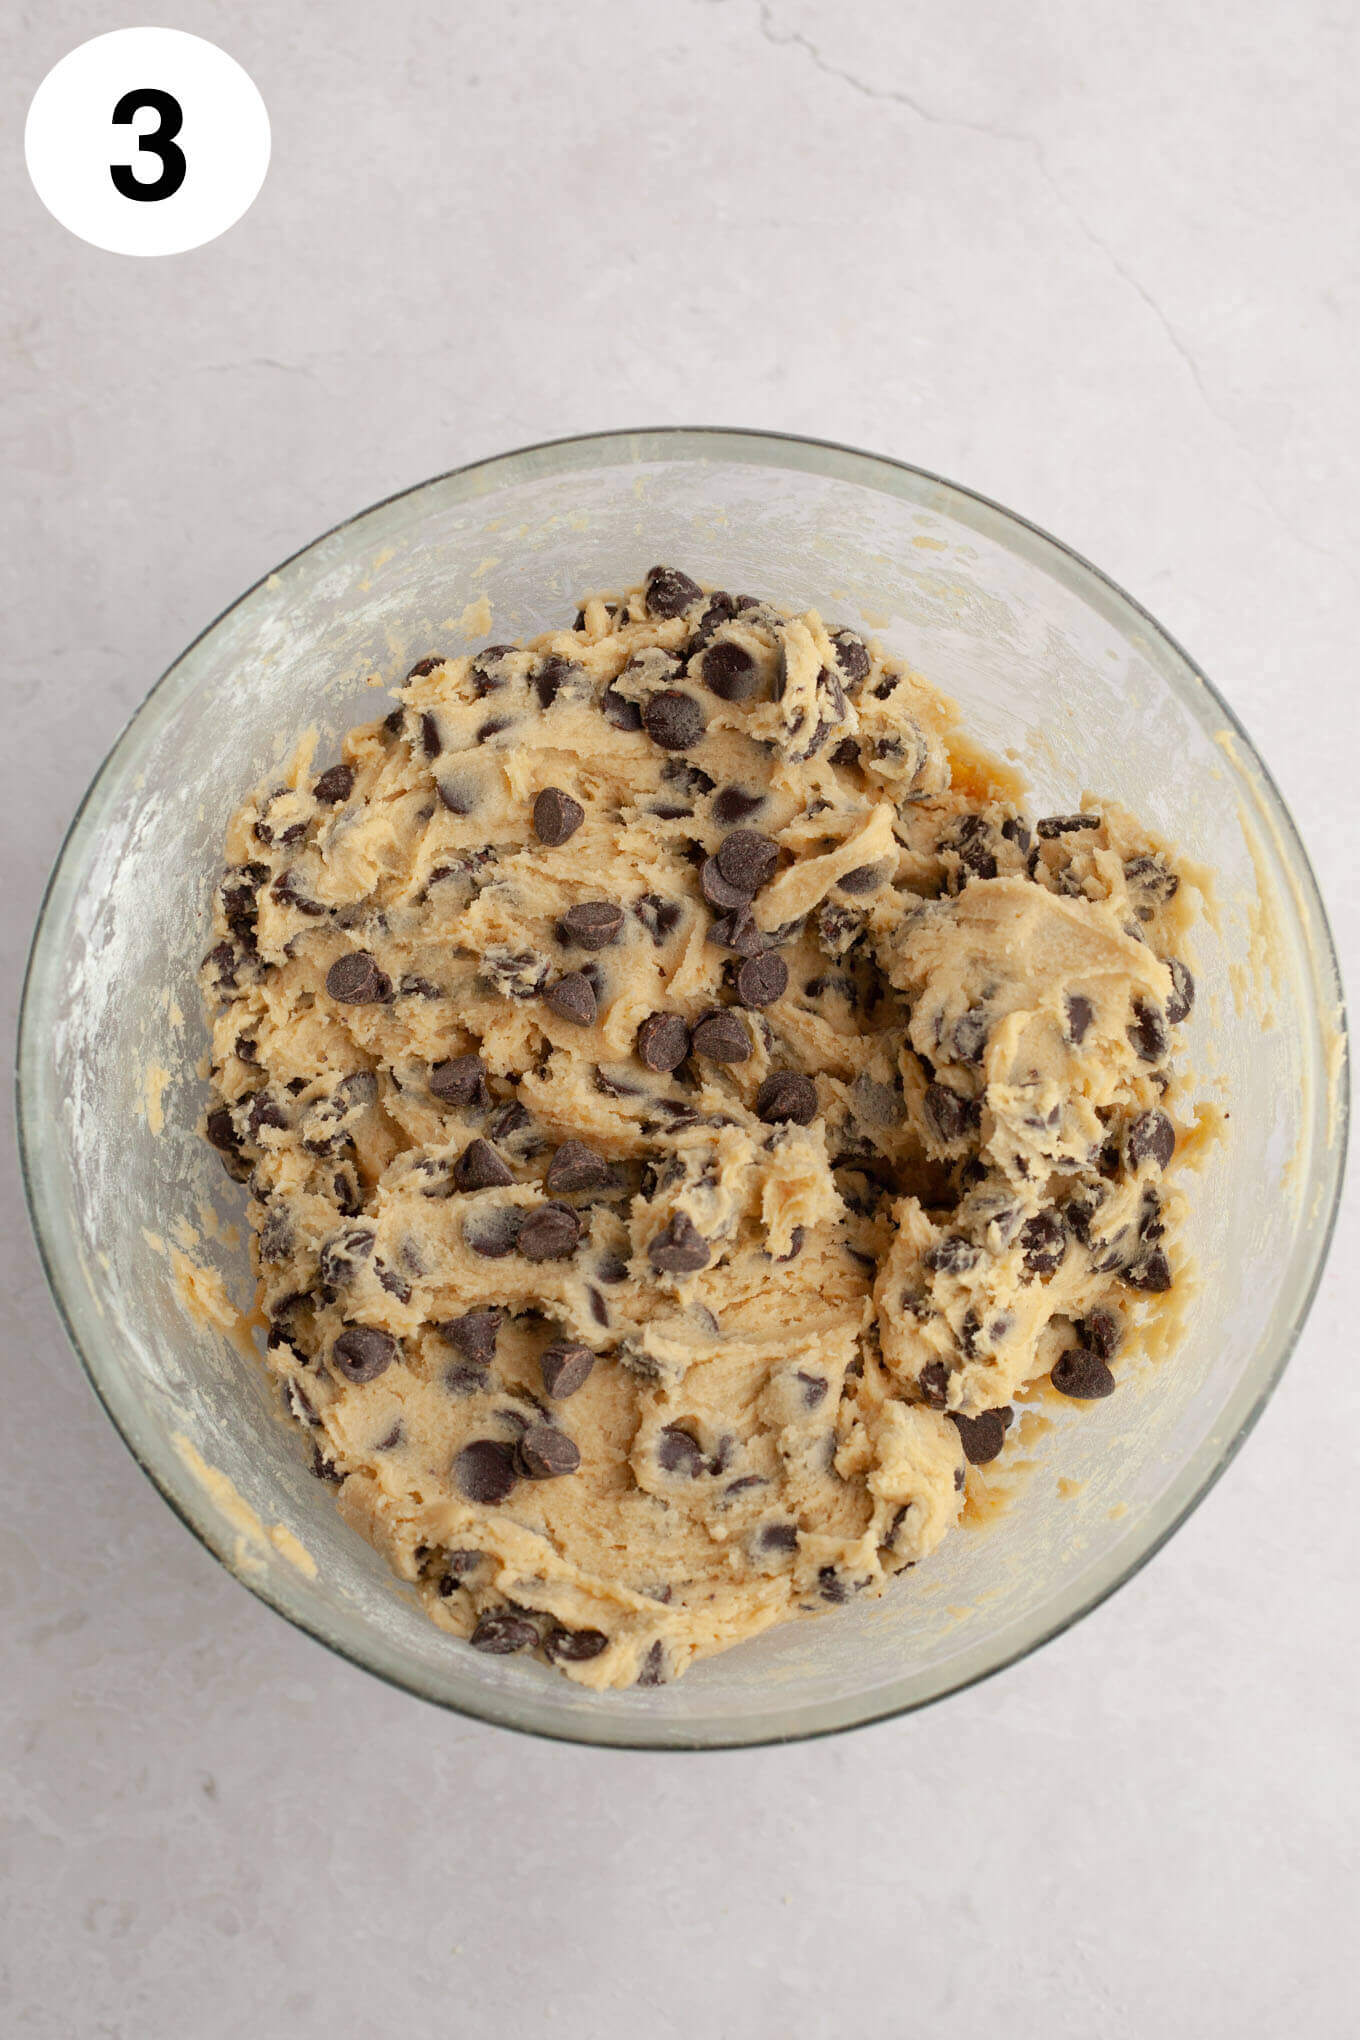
[{"left": 16, "top": 425, "right": 1350, "bottom": 1751}]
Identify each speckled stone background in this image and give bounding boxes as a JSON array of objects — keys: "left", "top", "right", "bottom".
[{"left": 3, "top": 4, "right": 1356, "bottom": 2035}]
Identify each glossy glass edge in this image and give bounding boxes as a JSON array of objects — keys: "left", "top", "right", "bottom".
[{"left": 16, "top": 425, "right": 1350, "bottom": 1751}]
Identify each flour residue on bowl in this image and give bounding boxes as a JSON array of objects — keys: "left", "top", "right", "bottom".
[{"left": 173, "top": 1433, "right": 317, "bottom": 1579}]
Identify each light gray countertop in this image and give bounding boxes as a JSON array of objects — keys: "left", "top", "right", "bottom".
[{"left": 3, "top": 4, "right": 1356, "bottom": 2034}]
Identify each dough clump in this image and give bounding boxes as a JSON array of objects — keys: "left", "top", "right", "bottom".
[{"left": 200, "top": 567, "right": 1198, "bottom": 1688}]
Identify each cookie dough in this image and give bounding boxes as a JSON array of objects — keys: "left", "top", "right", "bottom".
[{"left": 199, "top": 565, "right": 1200, "bottom": 1688}]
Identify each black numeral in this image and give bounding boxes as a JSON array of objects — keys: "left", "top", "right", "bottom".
[{"left": 110, "top": 88, "right": 186, "bottom": 202}]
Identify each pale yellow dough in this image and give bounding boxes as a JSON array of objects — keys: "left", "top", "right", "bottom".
[{"left": 199, "top": 569, "right": 1199, "bottom": 1688}]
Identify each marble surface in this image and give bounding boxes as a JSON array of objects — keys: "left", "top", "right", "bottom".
[{"left": 3, "top": 3, "right": 1356, "bottom": 2033}]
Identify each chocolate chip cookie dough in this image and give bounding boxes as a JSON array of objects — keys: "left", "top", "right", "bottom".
[{"left": 199, "top": 565, "right": 1200, "bottom": 1689}]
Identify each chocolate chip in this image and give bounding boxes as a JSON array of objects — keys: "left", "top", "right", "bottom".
[
  {"left": 488, "top": 1102, "right": 532, "bottom": 1144},
  {"left": 468, "top": 645, "right": 516, "bottom": 695},
  {"left": 952, "top": 1008, "right": 989, "bottom": 1064},
  {"left": 1127, "top": 997, "right": 1168, "bottom": 1063},
  {"left": 634, "top": 894, "right": 682, "bottom": 946},
  {"left": 1037, "top": 813, "right": 1101, "bottom": 838},
  {"left": 545, "top": 1624, "right": 609, "bottom": 1663},
  {"left": 1065, "top": 993, "right": 1095, "bottom": 1045},
  {"left": 690, "top": 1008, "right": 751, "bottom": 1063},
  {"left": 476, "top": 715, "right": 511, "bottom": 743},
  {"left": 319, "top": 1225, "right": 376, "bottom": 1291},
  {"left": 437, "top": 774, "right": 479, "bottom": 815},
  {"left": 258, "top": 1208, "right": 294, "bottom": 1263},
  {"left": 594, "top": 1069, "right": 640, "bottom": 1102},
  {"left": 828, "top": 629, "right": 870, "bottom": 686},
  {"left": 517, "top": 1423, "right": 581, "bottom": 1479},
  {"left": 918, "top": 1360, "right": 951, "bottom": 1408},
  {"left": 707, "top": 905, "right": 766, "bottom": 955},
  {"left": 559, "top": 901, "right": 624, "bottom": 949},
  {"left": 540, "top": 1342, "right": 595, "bottom": 1398},
  {"left": 759, "top": 1523, "right": 799, "bottom": 1553},
  {"left": 545, "top": 1141, "right": 610, "bottom": 1193},
  {"left": 922, "top": 1233, "right": 976, "bottom": 1277},
  {"left": 1020, "top": 1210, "right": 1068, "bottom": 1276},
  {"left": 755, "top": 1071, "right": 817, "bottom": 1124},
  {"left": 326, "top": 951, "right": 392, "bottom": 1004},
  {"left": 203, "top": 941, "right": 241, "bottom": 993},
  {"left": 657, "top": 1425, "right": 705, "bottom": 1476},
  {"left": 533, "top": 786, "right": 585, "bottom": 846},
  {"left": 246, "top": 1092, "right": 287, "bottom": 1140},
  {"left": 545, "top": 972, "right": 597, "bottom": 1027},
  {"left": 470, "top": 1610, "right": 538, "bottom": 1652},
  {"left": 337, "top": 1071, "right": 377, "bottom": 1113},
  {"left": 716, "top": 829, "right": 778, "bottom": 895},
  {"left": 735, "top": 951, "right": 788, "bottom": 1007},
  {"left": 637, "top": 1012, "right": 691, "bottom": 1073},
  {"left": 636, "top": 1640, "right": 667, "bottom": 1685},
  {"left": 375, "top": 1259, "right": 411, "bottom": 1303},
  {"left": 534, "top": 654, "right": 581, "bottom": 709},
  {"left": 698, "top": 857, "right": 749, "bottom": 911},
  {"left": 407, "top": 655, "right": 444, "bottom": 678},
  {"left": 1128, "top": 1110, "right": 1175, "bottom": 1170},
  {"left": 283, "top": 1380, "right": 317, "bottom": 1428},
  {"left": 436, "top": 1310, "right": 501, "bottom": 1365},
  {"left": 1124, "top": 854, "right": 1180, "bottom": 902},
  {"left": 482, "top": 948, "right": 549, "bottom": 1001},
  {"left": 313, "top": 763, "right": 354, "bottom": 805},
  {"left": 1121, "top": 1247, "right": 1172, "bottom": 1293},
  {"left": 642, "top": 690, "right": 704, "bottom": 751},
  {"left": 923, "top": 1081, "right": 975, "bottom": 1145},
  {"left": 838, "top": 863, "right": 884, "bottom": 896},
  {"left": 331, "top": 1325, "right": 398, "bottom": 1384},
  {"left": 829, "top": 738, "right": 860, "bottom": 768},
  {"left": 218, "top": 870, "right": 262, "bottom": 935},
  {"left": 949, "top": 1406, "right": 1013, "bottom": 1464},
  {"left": 430, "top": 1053, "right": 487, "bottom": 1105},
  {"left": 465, "top": 1208, "right": 524, "bottom": 1259},
  {"left": 518, "top": 1203, "right": 582, "bottom": 1262},
  {"left": 596, "top": 1252, "right": 630, "bottom": 1285},
  {"left": 440, "top": 1548, "right": 483, "bottom": 1582},
  {"left": 698, "top": 640, "right": 760, "bottom": 701},
  {"left": 417, "top": 711, "right": 441, "bottom": 759},
  {"left": 455, "top": 1438, "right": 519, "bottom": 1504},
  {"left": 712, "top": 787, "right": 764, "bottom": 825},
  {"left": 796, "top": 1371, "right": 828, "bottom": 1408},
  {"left": 648, "top": 1214, "right": 710, "bottom": 1273},
  {"left": 940, "top": 813, "right": 998, "bottom": 883},
  {"left": 205, "top": 1106, "right": 242, "bottom": 1157},
  {"left": 1165, "top": 956, "right": 1195, "bottom": 1025},
  {"left": 271, "top": 869, "right": 326, "bottom": 918},
  {"left": 1051, "top": 1349, "right": 1116, "bottom": 1399},
  {"left": 311, "top": 1444, "right": 344, "bottom": 1484},
  {"left": 689, "top": 592, "right": 738, "bottom": 647},
  {"left": 444, "top": 1361, "right": 490, "bottom": 1395},
  {"left": 1079, "top": 1308, "right": 1122, "bottom": 1360},
  {"left": 645, "top": 565, "right": 702, "bottom": 618},
  {"left": 601, "top": 686, "right": 643, "bottom": 730},
  {"left": 804, "top": 972, "right": 856, "bottom": 1004},
  {"left": 455, "top": 1138, "right": 514, "bottom": 1191}
]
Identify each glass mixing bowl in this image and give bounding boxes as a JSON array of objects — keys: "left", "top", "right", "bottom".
[{"left": 18, "top": 428, "right": 1348, "bottom": 1749}]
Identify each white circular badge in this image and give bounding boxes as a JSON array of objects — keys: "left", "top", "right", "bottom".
[{"left": 25, "top": 28, "right": 270, "bottom": 257}]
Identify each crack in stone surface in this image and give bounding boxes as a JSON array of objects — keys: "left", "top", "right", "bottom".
[{"left": 755, "top": 2, "right": 1353, "bottom": 583}]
